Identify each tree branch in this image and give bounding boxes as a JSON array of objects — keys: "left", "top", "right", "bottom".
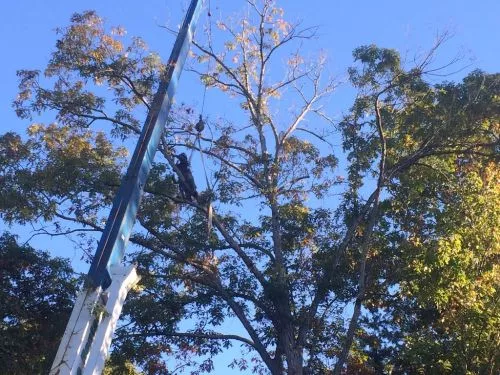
[
  {"left": 120, "top": 330, "right": 255, "bottom": 348},
  {"left": 333, "top": 96, "right": 386, "bottom": 374}
]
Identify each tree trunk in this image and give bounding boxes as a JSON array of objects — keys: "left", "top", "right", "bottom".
[
  {"left": 286, "top": 351, "right": 303, "bottom": 375},
  {"left": 280, "top": 327, "right": 303, "bottom": 375}
]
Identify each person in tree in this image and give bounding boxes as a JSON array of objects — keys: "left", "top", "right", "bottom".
[{"left": 175, "top": 153, "right": 198, "bottom": 201}]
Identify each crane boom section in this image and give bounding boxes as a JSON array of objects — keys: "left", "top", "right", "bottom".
[{"left": 87, "top": 0, "right": 203, "bottom": 288}]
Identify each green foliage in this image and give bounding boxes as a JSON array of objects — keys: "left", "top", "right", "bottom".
[
  {"left": 0, "top": 125, "right": 126, "bottom": 227},
  {"left": 343, "top": 45, "right": 499, "bottom": 374},
  {"left": 382, "top": 163, "right": 500, "bottom": 374},
  {"left": 0, "top": 232, "right": 78, "bottom": 374},
  {"left": 104, "top": 355, "right": 144, "bottom": 375}
]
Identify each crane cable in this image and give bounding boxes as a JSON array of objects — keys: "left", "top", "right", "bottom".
[{"left": 189, "top": 0, "right": 213, "bottom": 237}]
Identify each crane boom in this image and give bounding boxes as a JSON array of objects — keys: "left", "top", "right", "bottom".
[
  {"left": 50, "top": 2, "right": 203, "bottom": 373},
  {"left": 88, "top": 0, "right": 203, "bottom": 289}
]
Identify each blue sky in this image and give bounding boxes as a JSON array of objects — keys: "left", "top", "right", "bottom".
[{"left": 0, "top": 0, "right": 498, "bottom": 372}]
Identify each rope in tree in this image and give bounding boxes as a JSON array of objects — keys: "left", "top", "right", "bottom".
[
  {"left": 187, "top": 1, "right": 213, "bottom": 236},
  {"left": 194, "top": 115, "right": 213, "bottom": 236}
]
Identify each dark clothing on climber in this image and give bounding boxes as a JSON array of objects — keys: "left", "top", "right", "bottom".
[{"left": 175, "top": 153, "right": 198, "bottom": 201}]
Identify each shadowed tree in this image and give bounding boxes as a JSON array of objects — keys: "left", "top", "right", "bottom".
[{"left": 0, "top": 232, "right": 79, "bottom": 374}]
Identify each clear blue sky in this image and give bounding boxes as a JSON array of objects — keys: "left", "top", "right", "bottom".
[{"left": 0, "top": 0, "right": 498, "bottom": 372}]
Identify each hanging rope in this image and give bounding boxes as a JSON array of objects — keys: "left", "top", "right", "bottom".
[
  {"left": 189, "top": 1, "right": 213, "bottom": 237},
  {"left": 187, "top": 115, "right": 213, "bottom": 237},
  {"left": 189, "top": 0, "right": 211, "bottom": 164},
  {"left": 196, "top": 121, "right": 213, "bottom": 236}
]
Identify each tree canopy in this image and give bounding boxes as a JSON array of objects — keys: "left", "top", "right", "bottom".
[
  {"left": 0, "top": 232, "right": 78, "bottom": 374},
  {"left": 1, "top": 1, "right": 499, "bottom": 374}
]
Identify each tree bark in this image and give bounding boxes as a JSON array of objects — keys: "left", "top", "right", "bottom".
[{"left": 281, "top": 328, "right": 303, "bottom": 375}]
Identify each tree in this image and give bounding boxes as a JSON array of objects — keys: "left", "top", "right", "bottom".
[
  {"left": 386, "top": 161, "right": 499, "bottom": 374},
  {"left": 341, "top": 51, "right": 500, "bottom": 374},
  {"left": 0, "top": 232, "right": 78, "bottom": 374},
  {"left": 1, "top": 2, "right": 498, "bottom": 374},
  {"left": 104, "top": 356, "right": 144, "bottom": 375}
]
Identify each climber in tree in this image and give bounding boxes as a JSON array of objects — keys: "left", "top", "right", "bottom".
[{"left": 175, "top": 153, "right": 198, "bottom": 201}]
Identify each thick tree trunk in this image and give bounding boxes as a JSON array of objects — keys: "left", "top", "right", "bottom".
[
  {"left": 286, "top": 350, "right": 304, "bottom": 375},
  {"left": 279, "top": 326, "right": 303, "bottom": 375}
]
